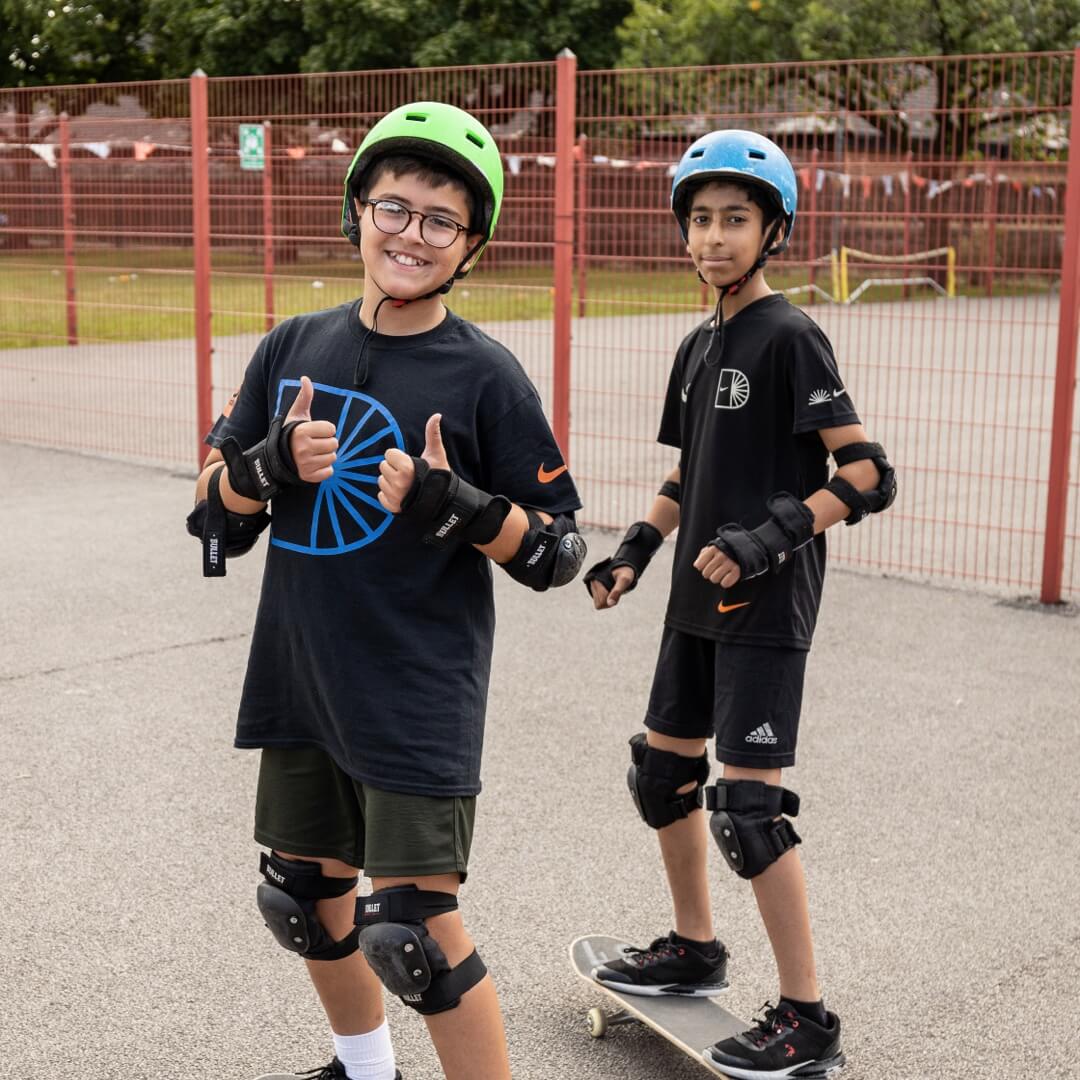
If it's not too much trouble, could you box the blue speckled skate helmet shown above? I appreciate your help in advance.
[671,129,797,253]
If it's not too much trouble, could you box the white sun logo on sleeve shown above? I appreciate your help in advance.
[808,388,832,406]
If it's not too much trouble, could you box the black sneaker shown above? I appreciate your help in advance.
[592,931,729,997]
[704,1001,845,1078]
[255,1062,402,1080]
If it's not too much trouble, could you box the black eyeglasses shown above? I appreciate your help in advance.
[361,199,470,249]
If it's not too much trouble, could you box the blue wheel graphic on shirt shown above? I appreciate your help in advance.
[270,379,403,556]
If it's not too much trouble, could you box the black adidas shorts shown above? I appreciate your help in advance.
[644,627,807,769]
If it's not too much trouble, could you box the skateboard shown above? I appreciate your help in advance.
[570,934,742,1074]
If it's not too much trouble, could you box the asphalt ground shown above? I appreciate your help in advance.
[2,441,1079,1080]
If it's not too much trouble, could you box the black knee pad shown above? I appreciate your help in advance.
[356,885,487,1015]
[256,852,360,961]
[627,732,711,829]
[705,779,801,879]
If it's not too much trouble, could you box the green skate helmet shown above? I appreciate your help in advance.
[341,101,504,280]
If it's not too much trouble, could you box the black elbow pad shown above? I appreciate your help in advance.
[187,468,271,576]
[501,511,587,591]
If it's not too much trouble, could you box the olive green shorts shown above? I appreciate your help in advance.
[253,747,476,880]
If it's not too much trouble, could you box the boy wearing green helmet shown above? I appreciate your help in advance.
[583,130,896,1077]
[187,102,582,1080]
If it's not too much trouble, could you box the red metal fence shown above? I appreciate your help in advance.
[1,50,1078,602]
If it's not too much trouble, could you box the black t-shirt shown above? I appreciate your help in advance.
[657,294,860,649]
[208,301,581,796]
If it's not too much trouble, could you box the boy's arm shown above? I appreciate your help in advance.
[188,376,339,576]
[694,423,896,587]
[377,414,585,590]
[584,465,681,610]
[806,423,884,531]
[195,450,265,515]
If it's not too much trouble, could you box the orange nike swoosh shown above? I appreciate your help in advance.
[537,463,568,484]
[717,601,751,613]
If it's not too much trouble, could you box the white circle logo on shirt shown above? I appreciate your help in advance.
[715,368,750,410]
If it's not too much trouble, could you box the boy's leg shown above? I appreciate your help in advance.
[592,629,728,996]
[369,872,510,1080]
[648,731,714,942]
[255,750,397,1078]
[703,764,843,1076]
[272,852,388,1036]
[360,788,510,1080]
[643,628,720,941]
[709,645,819,1002]
[718,764,819,1003]
[703,647,844,1076]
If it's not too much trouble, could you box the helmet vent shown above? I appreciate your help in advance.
[405,113,428,123]
[748,149,766,160]
[465,131,485,148]
[690,149,705,158]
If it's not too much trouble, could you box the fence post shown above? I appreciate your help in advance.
[1039,46,1080,604]
[552,48,577,462]
[576,133,588,317]
[902,149,913,299]
[807,147,819,302]
[263,120,275,333]
[58,113,78,346]
[191,70,213,468]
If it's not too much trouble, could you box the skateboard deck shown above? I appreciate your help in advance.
[570,934,743,1074]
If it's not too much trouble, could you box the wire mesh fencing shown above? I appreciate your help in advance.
[1,50,1077,599]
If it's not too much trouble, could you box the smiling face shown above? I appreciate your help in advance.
[356,168,483,302]
[685,180,782,290]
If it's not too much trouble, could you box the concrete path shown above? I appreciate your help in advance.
[2,442,1078,1079]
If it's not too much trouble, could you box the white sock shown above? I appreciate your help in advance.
[332,1022,397,1080]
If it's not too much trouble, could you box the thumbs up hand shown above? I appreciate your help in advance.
[378,413,448,513]
[419,413,449,471]
[286,376,338,484]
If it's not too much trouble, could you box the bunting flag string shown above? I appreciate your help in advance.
[0,137,1064,201]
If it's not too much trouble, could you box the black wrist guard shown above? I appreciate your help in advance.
[218,415,303,502]
[658,480,681,504]
[582,520,664,595]
[710,493,815,580]
[399,457,512,547]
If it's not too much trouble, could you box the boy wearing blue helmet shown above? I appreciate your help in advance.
[584,130,896,1077]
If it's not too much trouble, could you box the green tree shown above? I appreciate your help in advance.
[618,0,1079,68]
[144,0,309,79]
[2,0,154,87]
[301,0,631,73]
[615,0,1079,155]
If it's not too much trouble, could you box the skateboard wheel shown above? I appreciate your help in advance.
[587,1007,607,1038]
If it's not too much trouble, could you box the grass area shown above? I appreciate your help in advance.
[0,247,1056,350]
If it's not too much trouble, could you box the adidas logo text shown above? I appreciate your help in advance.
[745,723,778,745]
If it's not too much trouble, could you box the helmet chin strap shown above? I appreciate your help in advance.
[701,219,783,368]
[352,258,464,388]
